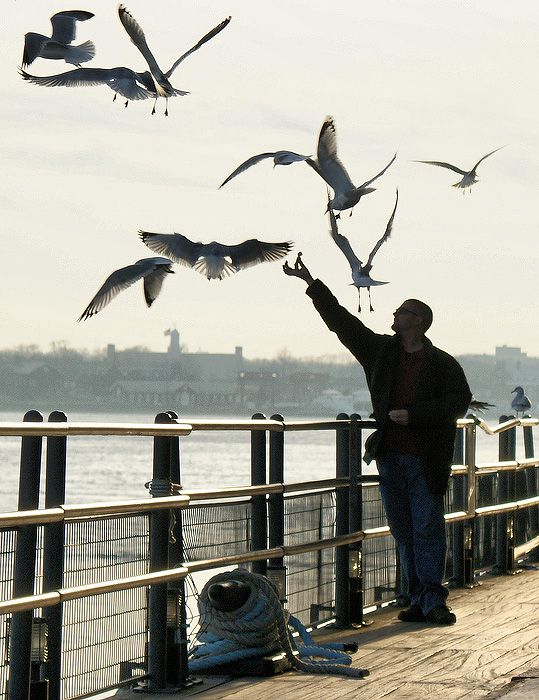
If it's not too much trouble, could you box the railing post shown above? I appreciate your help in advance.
[164,411,191,687]
[348,415,363,625]
[250,413,267,576]
[334,413,350,627]
[268,414,286,602]
[7,411,44,700]
[522,423,539,537]
[463,421,477,586]
[43,411,68,700]
[496,416,516,573]
[451,425,466,587]
[147,412,173,690]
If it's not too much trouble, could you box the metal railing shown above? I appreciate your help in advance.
[0,410,538,700]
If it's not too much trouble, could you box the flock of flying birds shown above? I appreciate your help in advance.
[20,8,507,322]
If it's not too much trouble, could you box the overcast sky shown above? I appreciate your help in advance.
[2,0,537,361]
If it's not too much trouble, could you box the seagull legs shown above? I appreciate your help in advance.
[368,288,374,312]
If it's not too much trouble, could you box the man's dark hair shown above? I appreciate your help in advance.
[405,299,433,332]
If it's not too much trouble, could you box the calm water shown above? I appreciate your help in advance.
[0,411,535,513]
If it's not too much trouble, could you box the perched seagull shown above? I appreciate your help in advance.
[139,231,293,280]
[19,66,154,105]
[78,257,174,321]
[219,151,311,189]
[118,5,231,115]
[511,386,532,416]
[307,116,396,216]
[328,189,398,312]
[22,10,95,68]
[413,147,505,191]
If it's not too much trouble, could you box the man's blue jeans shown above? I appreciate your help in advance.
[376,454,448,614]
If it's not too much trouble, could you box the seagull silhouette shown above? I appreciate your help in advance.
[413,147,505,191]
[19,66,154,105]
[307,116,396,216]
[468,397,495,413]
[511,386,532,416]
[139,231,292,280]
[328,189,398,312]
[78,257,174,321]
[219,151,311,189]
[22,10,95,68]
[118,5,231,115]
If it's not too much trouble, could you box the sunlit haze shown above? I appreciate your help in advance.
[2,1,537,360]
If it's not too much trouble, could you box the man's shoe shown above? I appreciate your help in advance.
[397,604,426,622]
[425,604,456,625]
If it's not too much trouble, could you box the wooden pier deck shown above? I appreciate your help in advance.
[118,566,539,700]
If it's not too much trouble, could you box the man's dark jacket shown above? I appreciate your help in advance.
[306,280,472,494]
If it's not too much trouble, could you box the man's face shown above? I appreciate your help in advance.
[391,303,422,334]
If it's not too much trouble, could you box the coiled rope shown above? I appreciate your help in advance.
[189,568,369,678]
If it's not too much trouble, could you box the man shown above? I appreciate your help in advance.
[283,252,472,624]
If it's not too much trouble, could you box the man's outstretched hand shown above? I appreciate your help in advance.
[282,252,315,286]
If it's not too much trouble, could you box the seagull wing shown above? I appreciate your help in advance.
[19,66,141,94]
[139,231,202,268]
[358,152,397,189]
[78,257,172,321]
[118,5,165,81]
[328,208,363,272]
[314,116,355,193]
[50,10,94,44]
[165,16,231,77]
[364,189,398,273]
[471,146,505,171]
[226,239,293,269]
[414,160,468,176]
[143,262,174,306]
[219,152,291,188]
[22,33,48,67]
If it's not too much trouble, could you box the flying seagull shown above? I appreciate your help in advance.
[511,386,532,417]
[307,116,396,216]
[19,66,154,105]
[328,189,398,312]
[413,147,505,191]
[219,151,311,189]
[118,5,231,115]
[139,231,293,280]
[78,257,174,321]
[468,398,495,413]
[22,10,95,68]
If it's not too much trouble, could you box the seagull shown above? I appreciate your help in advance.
[413,147,505,191]
[19,66,154,105]
[328,189,398,312]
[78,257,174,321]
[511,386,532,417]
[219,151,311,189]
[22,10,95,68]
[469,397,495,413]
[306,116,396,216]
[118,5,231,115]
[139,231,293,280]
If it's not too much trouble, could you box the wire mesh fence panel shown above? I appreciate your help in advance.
[284,492,336,626]
[61,515,150,697]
